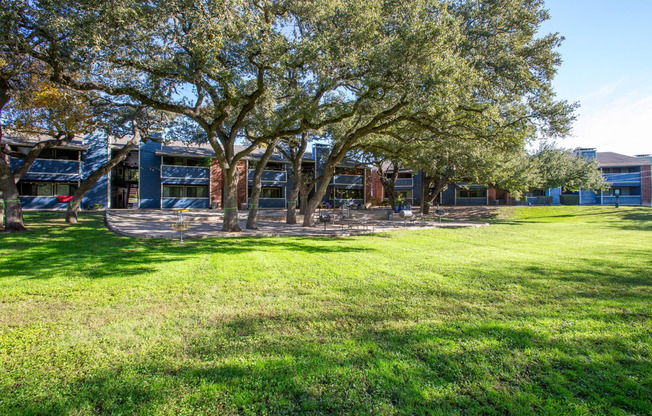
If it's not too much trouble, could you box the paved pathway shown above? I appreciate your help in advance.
[105,209,489,239]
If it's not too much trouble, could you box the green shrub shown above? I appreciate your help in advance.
[560,194,579,205]
[536,196,553,205]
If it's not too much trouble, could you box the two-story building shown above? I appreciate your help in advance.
[8,136,651,210]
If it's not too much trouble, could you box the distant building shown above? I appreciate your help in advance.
[5,136,651,210]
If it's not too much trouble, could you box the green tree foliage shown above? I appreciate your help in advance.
[1,0,576,228]
[492,145,607,199]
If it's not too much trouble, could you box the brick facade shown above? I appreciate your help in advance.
[210,160,248,209]
[371,170,384,205]
[210,159,223,208]
[642,165,651,206]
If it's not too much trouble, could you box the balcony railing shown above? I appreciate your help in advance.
[11,158,80,175]
[331,174,364,185]
[394,178,413,188]
[248,170,287,182]
[601,195,641,205]
[603,172,641,186]
[161,165,209,179]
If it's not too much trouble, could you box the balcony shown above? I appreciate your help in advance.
[395,178,413,188]
[248,170,287,183]
[11,159,81,178]
[161,165,209,179]
[603,172,641,187]
[331,174,364,186]
[601,196,641,205]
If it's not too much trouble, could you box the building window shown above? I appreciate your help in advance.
[331,187,364,200]
[249,186,283,199]
[18,181,78,196]
[37,148,80,161]
[162,156,206,167]
[397,172,412,179]
[162,185,208,198]
[248,161,285,171]
[456,188,486,198]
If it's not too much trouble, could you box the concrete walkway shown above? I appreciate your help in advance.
[105,209,489,239]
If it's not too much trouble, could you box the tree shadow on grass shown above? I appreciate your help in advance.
[0,213,375,280]
[6,315,648,415]
[492,206,652,231]
[2,244,651,415]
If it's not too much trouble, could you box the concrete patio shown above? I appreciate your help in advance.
[105,208,490,239]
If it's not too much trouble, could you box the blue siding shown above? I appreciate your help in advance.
[81,133,109,209]
[580,190,598,205]
[602,196,641,205]
[394,178,413,188]
[162,165,209,179]
[603,172,641,187]
[456,197,486,206]
[12,159,81,177]
[412,171,422,206]
[20,197,69,209]
[247,170,287,182]
[21,173,80,181]
[546,187,562,205]
[161,178,209,185]
[139,141,162,208]
[256,198,286,209]
[331,175,363,185]
[441,187,455,205]
[162,198,209,209]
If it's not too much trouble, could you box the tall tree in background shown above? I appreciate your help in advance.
[277,133,315,225]
[246,138,280,230]
[4,0,452,231]
[491,145,607,200]
[65,105,170,224]
[0,55,93,231]
[2,0,577,230]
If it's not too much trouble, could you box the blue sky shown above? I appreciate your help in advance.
[539,0,652,155]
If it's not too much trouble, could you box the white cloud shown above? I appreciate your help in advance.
[561,86,652,155]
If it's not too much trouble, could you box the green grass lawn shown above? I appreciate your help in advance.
[1,207,651,415]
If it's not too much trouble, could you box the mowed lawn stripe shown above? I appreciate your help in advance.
[0,207,650,415]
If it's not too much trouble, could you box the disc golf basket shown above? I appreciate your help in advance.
[434,204,447,223]
[171,209,190,242]
[317,208,331,231]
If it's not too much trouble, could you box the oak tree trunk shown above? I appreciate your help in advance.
[222,168,241,232]
[66,139,138,224]
[0,160,26,232]
[302,163,334,227]
[247,140,279,230]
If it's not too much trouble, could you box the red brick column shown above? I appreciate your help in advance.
[364,169,372,205]
[210,159,223,209]
[237,160,247,206]
[642,165,651,206]
[371,170,384,205]
[211,160,248,209]
[487,188,497,204]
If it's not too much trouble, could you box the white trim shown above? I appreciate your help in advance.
[107,143,112,209]
[161,197,210,200]
[137,146,141,209]
[23,171,80,176]
[159,152,163,210]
